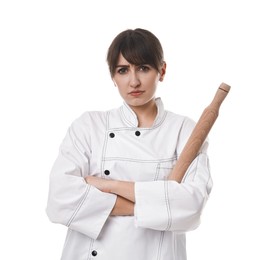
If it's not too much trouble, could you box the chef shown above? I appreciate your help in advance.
[46,28,212,260]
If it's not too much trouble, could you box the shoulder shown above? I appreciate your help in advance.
[165,110,196,130]
[70,107,120,131]
[74,110,107,125]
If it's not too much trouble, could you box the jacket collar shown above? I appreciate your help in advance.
[120,97,166,128]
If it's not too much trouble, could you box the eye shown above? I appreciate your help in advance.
[116,67,128,74]
[138,65,151,72]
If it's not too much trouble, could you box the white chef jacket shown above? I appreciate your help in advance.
[46,97,213,260]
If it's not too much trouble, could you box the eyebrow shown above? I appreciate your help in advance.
[115,63,150,68]
[115,64,130,68]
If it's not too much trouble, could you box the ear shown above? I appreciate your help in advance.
[159,62,167,82]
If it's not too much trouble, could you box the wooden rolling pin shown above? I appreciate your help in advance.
[168,82,231,183]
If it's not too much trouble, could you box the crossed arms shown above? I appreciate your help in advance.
[85,176,135,216]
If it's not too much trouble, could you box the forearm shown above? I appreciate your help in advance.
[85,176,135,202]
[109,180,135,203]
[110,196,134,216]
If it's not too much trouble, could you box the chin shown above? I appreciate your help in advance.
[128,98,155,108]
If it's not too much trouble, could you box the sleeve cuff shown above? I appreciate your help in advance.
[69,185,117,239]
[134,181,170,230]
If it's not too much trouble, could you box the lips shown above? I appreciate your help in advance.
[129,90,145,97]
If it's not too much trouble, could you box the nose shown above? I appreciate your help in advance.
[129,71,141,88]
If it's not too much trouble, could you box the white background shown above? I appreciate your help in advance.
[0,0,272,259]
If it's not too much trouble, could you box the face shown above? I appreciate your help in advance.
[112,53,166,109]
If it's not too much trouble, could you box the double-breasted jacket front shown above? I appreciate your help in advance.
[46,98,213,260]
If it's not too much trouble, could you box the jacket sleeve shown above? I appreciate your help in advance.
[134,116,212,232]
[134,152,212,232]
[46,113,117,240]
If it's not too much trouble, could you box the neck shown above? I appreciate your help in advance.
[129,99,158,128]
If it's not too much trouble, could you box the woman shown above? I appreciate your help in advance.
[46,28,212,260]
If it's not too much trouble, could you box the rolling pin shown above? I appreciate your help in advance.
[168,82,231,182]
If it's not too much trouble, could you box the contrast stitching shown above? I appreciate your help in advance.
[192,154,200,181]
[154,163,160,180]
[156,231,165,260]
[120,106,168,130]
[67,185,91,226]
[164,180,172,231]
[100,111,110,178]
[102,157,176,163]
[120,106,136,127]
[87,238,94,260]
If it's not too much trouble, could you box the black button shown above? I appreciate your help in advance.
[135,131,141,136]
[109,132,115,138]
[104,170,110,175]
[91,250,97,256]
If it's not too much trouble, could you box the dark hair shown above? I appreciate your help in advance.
[107,28,164,77]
